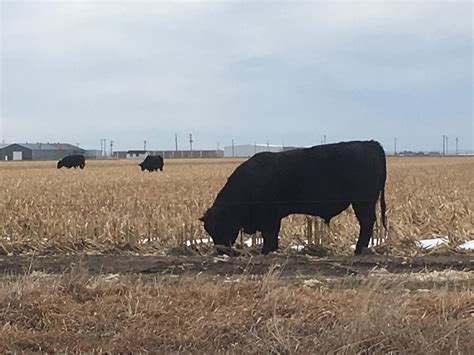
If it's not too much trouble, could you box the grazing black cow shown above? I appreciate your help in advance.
[57,155,86,169]
[200,140,387,255]
[139,155,164,172]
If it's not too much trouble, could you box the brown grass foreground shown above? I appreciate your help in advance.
[0,270,472,353]
[0,156,473,255]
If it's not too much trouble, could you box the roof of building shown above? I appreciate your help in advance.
[50,143,82,150]
[4,143,83,151]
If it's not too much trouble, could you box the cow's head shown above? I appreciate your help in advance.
[200,206,239,249]
[138,162,145,171]
[57,160,63,169]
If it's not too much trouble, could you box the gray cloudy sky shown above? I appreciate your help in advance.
[1,0,472,152]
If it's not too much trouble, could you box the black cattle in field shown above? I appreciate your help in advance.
[57,155,86,169]
[139,155,164,172]
[200,140,387,255]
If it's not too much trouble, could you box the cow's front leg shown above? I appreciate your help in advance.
[261,220,281,255]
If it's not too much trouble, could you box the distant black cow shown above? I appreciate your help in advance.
[200,140,387,255]
[139,155,164,172]
[57,155,86,169]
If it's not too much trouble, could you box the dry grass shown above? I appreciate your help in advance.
[0,156,473,255]
[0,269,472,353]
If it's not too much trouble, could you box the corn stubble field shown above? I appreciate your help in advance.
[1,157,473,254]
[0,156,473,352]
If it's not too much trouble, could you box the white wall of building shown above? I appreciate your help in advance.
[223,144,284,157]
[127,152,149,160]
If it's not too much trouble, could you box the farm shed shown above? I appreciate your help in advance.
[84,150,102,160]
[0,143,85,161]
[127,150,150,160]
[223,144,299,157]
[127,150,224,159]
[0,144,10,160]
[158,150,223,159]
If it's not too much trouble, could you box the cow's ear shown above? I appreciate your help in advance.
[199,216,205,222]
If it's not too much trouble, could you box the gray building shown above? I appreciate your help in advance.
[0,143,85,161]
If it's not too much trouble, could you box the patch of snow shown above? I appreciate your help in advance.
[243,239,253,247]
[186,238,211,247]
[290,245,305,251]
[458,240,474,251]
[416,237,449,249]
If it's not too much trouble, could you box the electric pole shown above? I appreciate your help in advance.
[110,140,113,157]
[189,134,193,152]
[175,133,178,151]
[394,137,397,155]
[323,135,326,144]
[232,139,235,157]
[442,135,445,155]
[456,137,459,155]
[144,140,147,151]
[100,138,106,158]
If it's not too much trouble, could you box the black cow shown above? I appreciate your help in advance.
[200,140,387,255]
[139,155,164,172]
[57,155,86,169]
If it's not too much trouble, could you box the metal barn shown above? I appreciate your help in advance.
[0,143,85,161]
[223,144,299,158]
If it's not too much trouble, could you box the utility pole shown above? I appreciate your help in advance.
[100,138,106,158]
[144,140,147,151]
[232,139,235,157]
[189,134,193,152]
[110,140,113,157]
[175,133,178,151]
[323,135,326,144]
[442,135,445,155]
[267,140,270,151]
[394,137,397,155]
[446,136,449,155]
[456,137,459,155]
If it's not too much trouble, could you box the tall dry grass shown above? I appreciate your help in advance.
[0,157,472,254]
[0,270,472,353]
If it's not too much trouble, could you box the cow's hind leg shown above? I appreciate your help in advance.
[261,220,281,255]
[352,202,376,255]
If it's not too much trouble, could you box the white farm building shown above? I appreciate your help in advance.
[223,144,300,158]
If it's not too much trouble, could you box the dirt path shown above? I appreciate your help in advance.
[0,254,472,277]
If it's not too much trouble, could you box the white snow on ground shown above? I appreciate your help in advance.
[416,237,474,251]
[458,240,474,250]
[186,237,260,247]
[416,237,449,249]
[183,236,474,251]
[290,245,306,251]
[185,238,211,247]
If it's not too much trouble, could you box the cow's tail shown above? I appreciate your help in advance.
[379,143,388,231]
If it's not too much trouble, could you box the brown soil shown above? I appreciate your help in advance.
[1,253,472,277]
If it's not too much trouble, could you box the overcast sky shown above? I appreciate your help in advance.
[1,0,472,152]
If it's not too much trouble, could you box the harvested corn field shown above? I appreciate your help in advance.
[0,156,472,255]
